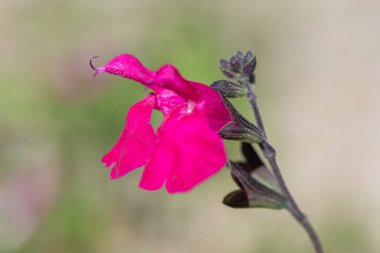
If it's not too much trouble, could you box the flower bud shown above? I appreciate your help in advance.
[219,59,237,79]
[223,161,286,209]
[219,121,263,143]
[241,143,281,193]
[211,80,246,98]
[218,96,264,143]
[242,55,257,79]
[219,51,257,84]
[229,51,244,72]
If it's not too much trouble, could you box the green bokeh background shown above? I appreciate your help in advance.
[1,0,380,252]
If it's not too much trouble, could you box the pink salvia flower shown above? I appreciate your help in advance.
[94,54,232,193]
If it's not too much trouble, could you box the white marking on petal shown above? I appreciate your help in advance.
[187,100,196,113]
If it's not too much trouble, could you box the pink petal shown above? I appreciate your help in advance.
[154,65,199,101]
[102,54,156,85]
[191,82,232,131]
[154,64,231,131]
[155,89,186,115]
[102,94,156,179]
[96,55,232,131]
[139,105,227,193]
[137,137,173,191]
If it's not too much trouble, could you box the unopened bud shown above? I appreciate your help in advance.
[223,161,286,209]
[219,96,265,143]
[211,80,246,98]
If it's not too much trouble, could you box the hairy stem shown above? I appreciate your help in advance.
[242,79,324,253]
[244,83,266,138]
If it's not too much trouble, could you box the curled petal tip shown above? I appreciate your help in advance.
[90,56,99,70]
[90,56,105,77]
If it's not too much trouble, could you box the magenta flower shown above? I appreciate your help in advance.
[93,54,232,193]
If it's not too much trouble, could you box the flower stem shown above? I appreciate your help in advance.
[244,83,267,139]
[242,80,324,253]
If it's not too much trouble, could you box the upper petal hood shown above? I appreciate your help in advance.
[97,54,155,85]
[94,54,232,131]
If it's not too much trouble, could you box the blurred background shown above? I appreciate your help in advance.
[1,0,380,252]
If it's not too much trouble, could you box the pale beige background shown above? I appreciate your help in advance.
[1,0,379,252]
